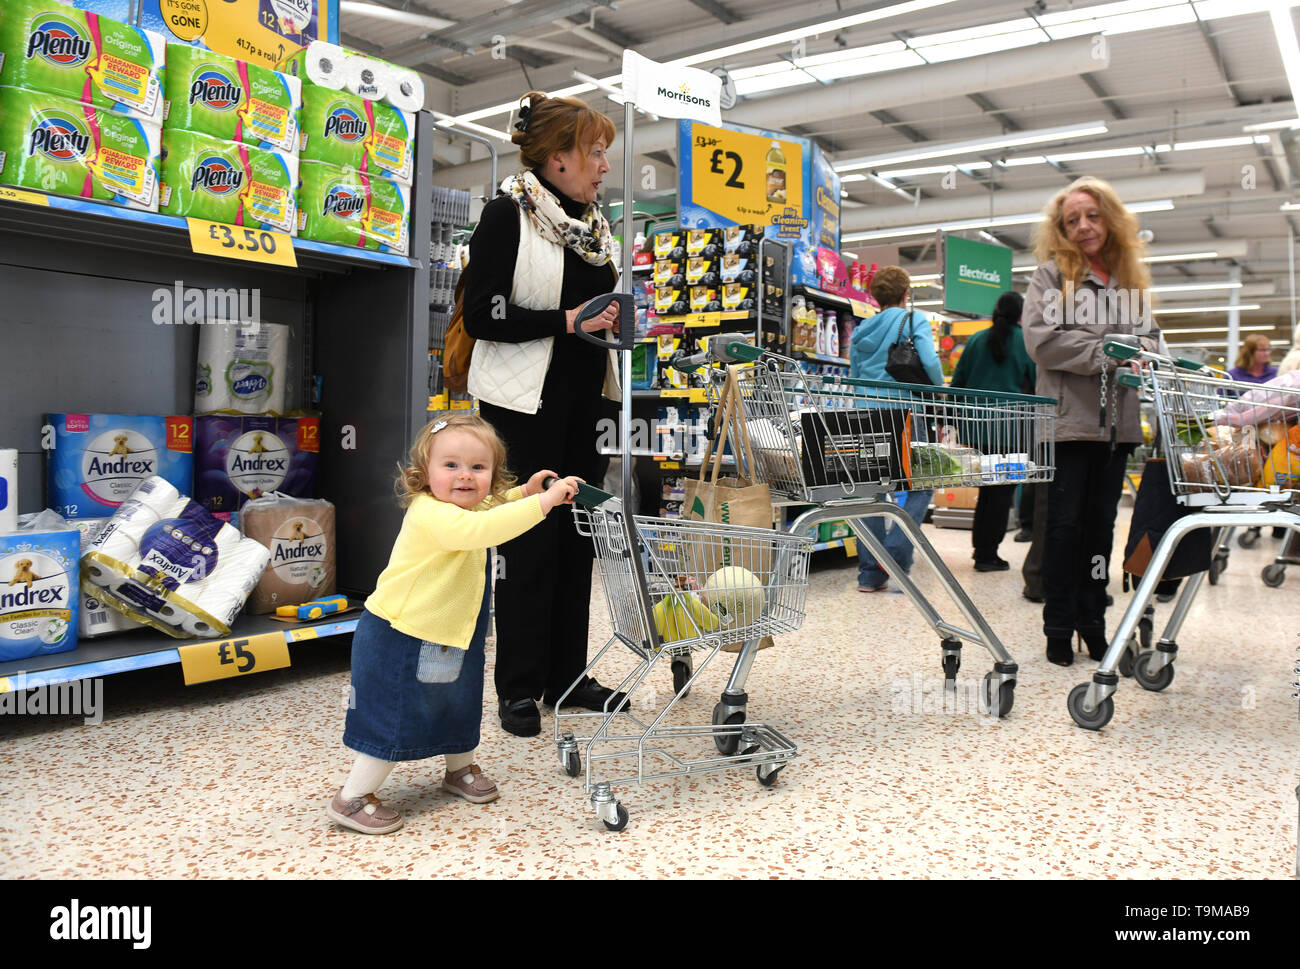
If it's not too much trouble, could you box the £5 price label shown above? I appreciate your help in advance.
[187,218,298,268]
[179,631,291,685]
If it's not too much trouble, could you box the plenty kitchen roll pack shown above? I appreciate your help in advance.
[240,493,335,614]
[159,128,299,235]
[83,476,271,639]
[297,160,410,255]
[298,85,413,185]
[194,321,291,415]
[46,413,194,519]
[282,41,425,113]
[195,415,320,514]
[164,44,302,154]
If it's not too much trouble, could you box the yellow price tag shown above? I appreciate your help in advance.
[179,630,290,685]
[844,537,857,557]
[661,389,689,398]
[660,460,681,470]
[449,399,473,410]
[289,626,320,643]
[0,186,49,207]
[187,218,297,268]
[428,393,449,412]
[685,313,722,329]
[849,299,872,318]
[688,122,805,227]
[687,388,709,403]
[0,677,10,694]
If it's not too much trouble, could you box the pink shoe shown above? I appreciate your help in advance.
[327,789,403,834]
[443,764,500,804]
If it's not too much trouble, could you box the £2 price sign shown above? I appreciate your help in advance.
[686,122,804,228]
[188,218,298,268]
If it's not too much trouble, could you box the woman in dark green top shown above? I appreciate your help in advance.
[949,291,1036,570]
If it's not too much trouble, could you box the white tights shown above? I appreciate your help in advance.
[341,750,476,798]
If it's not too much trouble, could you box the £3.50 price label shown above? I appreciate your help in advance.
[0,186,50,207]
[179,630,291,685]
[187,219,298,268]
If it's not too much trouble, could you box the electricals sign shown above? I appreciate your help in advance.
[137,0,337,69]
[943,234,1011,317]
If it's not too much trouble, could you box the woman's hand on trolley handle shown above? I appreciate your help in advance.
[566,298,619,335]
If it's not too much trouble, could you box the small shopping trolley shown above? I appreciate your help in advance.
[554,488,814,831]
[671,339,1057,724]
[1068,342,1300,730]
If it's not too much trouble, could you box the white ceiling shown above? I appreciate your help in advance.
[340,0,1300,355]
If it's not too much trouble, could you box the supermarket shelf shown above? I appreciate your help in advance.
[0,611,361,690]
[0,192,420,275]
[794,350,851,366]
[796,284,874,313]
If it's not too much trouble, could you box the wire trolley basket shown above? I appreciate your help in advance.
[555,494,814,831]
[727,356,1057,504]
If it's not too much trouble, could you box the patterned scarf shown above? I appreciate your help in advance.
[501,171,614,268]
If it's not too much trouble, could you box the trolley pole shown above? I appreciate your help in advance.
[622,99,635,505]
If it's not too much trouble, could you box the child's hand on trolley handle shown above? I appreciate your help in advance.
[534,472,584,511]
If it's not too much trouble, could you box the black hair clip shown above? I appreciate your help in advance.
[514,102,533,133]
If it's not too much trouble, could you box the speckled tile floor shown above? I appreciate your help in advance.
[2,507,1297,879]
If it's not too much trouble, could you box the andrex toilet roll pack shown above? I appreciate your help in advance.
[299,86,412,185]
[164,45,301,154]
[0,0,167,125]
[297,160,409,255]
[0,524,78,661]
[46,413,194,519]
[194,415,319,514]
[83,476,271,639]
[160,128,299,234]
[0,86,161,210]
[240,494,335,614]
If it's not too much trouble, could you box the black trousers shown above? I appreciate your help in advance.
[1042,441,1134,639]
[1017,482,1036,531]
[971,484,1016,560]
[479,386,606,703]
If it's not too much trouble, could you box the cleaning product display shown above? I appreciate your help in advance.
[282,40,425,113]
[0,85,161,210]
[45,413,193,519]
[0,0,166,124]
[163,44,301,153]
[297,159,409,254]
[194,320,291,415]
[82,475,271,639]
[1,513,79,661]
[159,127,299,233]
[298,85,413,185]
[239,493,335,614]
[194,415,320,514]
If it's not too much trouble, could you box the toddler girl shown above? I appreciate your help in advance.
[327,413,580,834]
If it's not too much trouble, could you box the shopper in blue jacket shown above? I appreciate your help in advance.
[850,266,944,592]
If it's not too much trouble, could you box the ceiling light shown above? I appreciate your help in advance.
[1282,201,1300,211]
[1172,135,1269,151]
[1036,0,1197,39]
[1150,281,1244,293]
[841,199,1173,243]
[1151,304,1262,314]
[909,273,942,282]
[1143,251,1222,263]
[1271,2,1300,114]
[429,111,515,143]
[912,300,945,307]
[840,174,868,183]
[1161,325,1275,334]
[834,121,1108,172]
[868,173,914,201]
[340,1,453,30]
[1243,117,1300,131]
[1166,340,1290,348]
[877,162,993,179]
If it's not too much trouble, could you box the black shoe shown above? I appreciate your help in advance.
[1013,530,1032,543]
[1023,588,1045,603]
[1083,635,1109,662]
[974,556,1010,572]
[545,675,627,712]
[498,697,540,737]
[1156,592,1175,603]
[1046,636,1073,667]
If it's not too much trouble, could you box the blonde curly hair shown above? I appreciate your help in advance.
[1033,176,1152,294]
[396,413,517,507]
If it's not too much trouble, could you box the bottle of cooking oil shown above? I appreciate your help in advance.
[765,140,787,204]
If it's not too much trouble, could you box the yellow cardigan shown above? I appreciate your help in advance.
[365,487,545,648]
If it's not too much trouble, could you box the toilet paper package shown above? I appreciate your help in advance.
[46,413,194,519]
[82,476,271,639]
[0,448,16,534]
[160,128,299,234]
[0,526,78,661]
[297,159,409,255]
[299,85,412,185]
[283,42,425,112]
[0,0,167,124]
[195,320,291,415]
[164,45,301,154]
[0,86,161,210]
[194,415,320,514]
[239,494,334,614]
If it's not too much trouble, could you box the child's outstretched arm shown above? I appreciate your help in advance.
[415,478,578,551]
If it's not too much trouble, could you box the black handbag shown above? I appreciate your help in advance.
[884,310,933,385]
[1122,458,1212,582]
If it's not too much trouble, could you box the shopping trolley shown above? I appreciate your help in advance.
[1068,343,1300,730]
[671,337,1057,725]
[552,487,814,830]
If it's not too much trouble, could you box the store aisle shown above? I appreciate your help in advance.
[2,512,1296,879]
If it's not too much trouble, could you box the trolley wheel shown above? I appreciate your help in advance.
[1132,652,1175,692]
[1238,527,1261,549]
[1208,552,1227,585]
[982,672,1015,718]
[757,761,785,787]
[602,804,629,833]
[671,658,691,698]
[1067,683,1114,731]
[563,750,581,778]
[941,652,960,685]
[1262,563,1287,588]
[713,705,746,755]
[1118,642,1136,678]
[1138,614,1153,652]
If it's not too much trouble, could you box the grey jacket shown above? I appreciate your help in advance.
[1022,259,1160,444]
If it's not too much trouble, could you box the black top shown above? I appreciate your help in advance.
[463,173,618,345]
